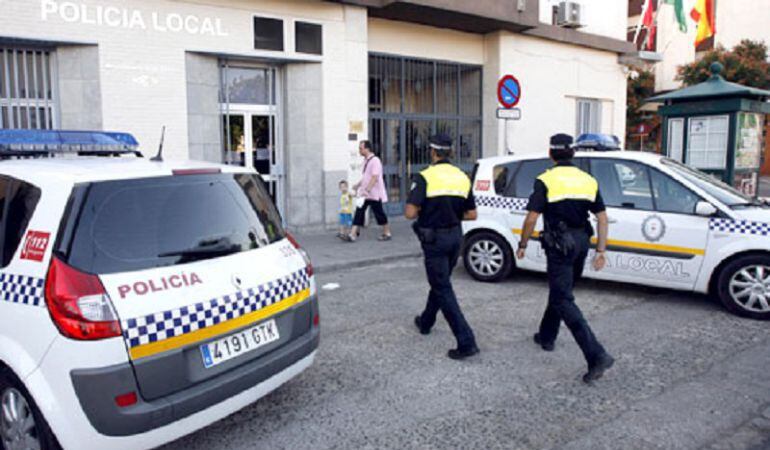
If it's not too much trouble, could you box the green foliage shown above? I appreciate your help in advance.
[676,40,770,89]
[626,68,659,150]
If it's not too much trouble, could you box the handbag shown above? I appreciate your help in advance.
[354,196,366,209]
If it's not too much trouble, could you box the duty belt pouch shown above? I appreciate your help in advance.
[543,222,576,257]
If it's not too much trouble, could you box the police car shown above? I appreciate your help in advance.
[0,131,319,450]
[463,136,770,321]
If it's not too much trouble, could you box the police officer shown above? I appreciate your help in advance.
[406,134,479,360]
[516,133,615,383]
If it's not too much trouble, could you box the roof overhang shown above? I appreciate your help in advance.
[328,0,539,34]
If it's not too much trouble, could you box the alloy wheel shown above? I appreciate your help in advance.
[1,387,40,450]
[468,239,504,277]
[728,264,770,314]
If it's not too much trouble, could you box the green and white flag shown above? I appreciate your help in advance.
[664,0,688,32]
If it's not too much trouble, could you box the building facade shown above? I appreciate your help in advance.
[1,0,632,228]
[627,0,770,173]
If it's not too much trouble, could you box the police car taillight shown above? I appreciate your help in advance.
[45,257,122,340]
[285,233,313,277]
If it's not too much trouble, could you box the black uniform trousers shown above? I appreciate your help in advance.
[538,230,606,367]
[419,227,477,350]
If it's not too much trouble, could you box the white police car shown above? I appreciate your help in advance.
[464,143,770,321]
[0,131,319,450]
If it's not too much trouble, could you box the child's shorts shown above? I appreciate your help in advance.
[339,213,353,227]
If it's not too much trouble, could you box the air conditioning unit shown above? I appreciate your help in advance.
[557,1,583,28]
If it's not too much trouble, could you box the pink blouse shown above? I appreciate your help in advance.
[358,156,388,203]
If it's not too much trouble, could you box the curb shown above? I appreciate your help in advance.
[314,251,423,274]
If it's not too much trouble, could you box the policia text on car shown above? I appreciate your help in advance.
[517,133,615,383]
[406,134,480,360]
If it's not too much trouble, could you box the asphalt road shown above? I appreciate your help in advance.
[163,259,770,450]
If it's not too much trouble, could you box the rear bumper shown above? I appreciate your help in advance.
[70,305,319,437]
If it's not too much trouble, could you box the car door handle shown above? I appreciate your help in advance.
[510,210,527,216]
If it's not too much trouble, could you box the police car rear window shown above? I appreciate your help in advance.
[60,173,285,275]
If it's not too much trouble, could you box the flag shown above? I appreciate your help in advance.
[642,0,656,50]
[664,0,688,32]
[691,0,715,46]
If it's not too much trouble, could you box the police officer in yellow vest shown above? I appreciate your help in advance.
[517,133,615,382]
[406,134,479,360]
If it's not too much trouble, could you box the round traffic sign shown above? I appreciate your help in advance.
[497,75,521,109]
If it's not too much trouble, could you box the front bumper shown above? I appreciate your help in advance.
[70,303,319,437]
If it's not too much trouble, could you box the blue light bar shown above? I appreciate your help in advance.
[574,133,621,151]
[0,129,139,153]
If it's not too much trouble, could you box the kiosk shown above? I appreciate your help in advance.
[649,62,770,197]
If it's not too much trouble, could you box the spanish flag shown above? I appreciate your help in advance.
[690,0,715,46]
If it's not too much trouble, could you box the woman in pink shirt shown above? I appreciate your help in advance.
[347,140,392,242]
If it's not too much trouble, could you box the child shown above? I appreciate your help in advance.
[338,180,353,239]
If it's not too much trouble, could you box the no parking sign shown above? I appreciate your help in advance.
[497,75,521,109]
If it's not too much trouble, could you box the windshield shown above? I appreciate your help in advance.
[62,173,285,274]
[661,158,757,207]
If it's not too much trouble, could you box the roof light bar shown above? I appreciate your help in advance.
[0,130,142,158]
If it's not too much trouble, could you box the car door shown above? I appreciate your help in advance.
[587,158,709,290]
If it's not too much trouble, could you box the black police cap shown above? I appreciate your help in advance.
[549,133,574,150]
[429,133,453,150]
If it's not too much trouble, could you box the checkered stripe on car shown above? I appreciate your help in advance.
[0,273,45,307]
[475,195,528,211]
[709,218,770,236]
[122,269,311,349]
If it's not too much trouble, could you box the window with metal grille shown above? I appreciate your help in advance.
[0,47,57,130]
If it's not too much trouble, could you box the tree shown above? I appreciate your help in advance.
[625,68,659,151]
[676,39,770,89]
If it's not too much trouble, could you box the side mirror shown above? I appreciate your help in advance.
[695,201,718,217]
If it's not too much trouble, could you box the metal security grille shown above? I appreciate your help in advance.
[369,54,482,214]
[0,47,57,130]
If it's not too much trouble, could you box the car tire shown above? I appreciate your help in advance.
[463,231,513,282]
[0,368,60,450]
[716,254,770,321]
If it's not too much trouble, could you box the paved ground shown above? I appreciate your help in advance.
[163,259,770,450]
[295,218,420,273]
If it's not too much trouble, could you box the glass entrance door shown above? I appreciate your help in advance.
[220,63,284,215]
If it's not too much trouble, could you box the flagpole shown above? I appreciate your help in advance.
[633,0,650,49]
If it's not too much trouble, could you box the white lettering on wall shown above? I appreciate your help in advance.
[40,0,229,36]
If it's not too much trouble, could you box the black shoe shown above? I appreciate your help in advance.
[414,316,430,335]
[533,333,555,352]
[447,346,479,360]
[583,353,615,384]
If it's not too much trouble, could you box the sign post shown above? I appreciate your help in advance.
[497,74,522,154]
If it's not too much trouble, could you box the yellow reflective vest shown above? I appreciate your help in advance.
[421,163,471,199]
[537,166,598,204]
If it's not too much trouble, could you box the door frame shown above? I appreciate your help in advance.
[220,62,286,218]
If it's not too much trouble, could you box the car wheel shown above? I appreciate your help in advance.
[0,369,59,450]
[716,255,770,320]
[463,231,513,282]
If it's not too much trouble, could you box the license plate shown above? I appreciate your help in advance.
[200,320,280,369]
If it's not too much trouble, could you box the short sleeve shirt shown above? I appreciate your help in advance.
[526,162,605,234]
[358,156,388,202]
[407,161,476,229]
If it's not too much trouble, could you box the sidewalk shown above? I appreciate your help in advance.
[294,218,422,273]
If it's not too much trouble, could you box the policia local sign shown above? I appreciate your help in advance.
[40,0,229,36]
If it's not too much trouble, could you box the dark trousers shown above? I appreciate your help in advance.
[353,200,388,226]
[419,227,477,350]
[538,230,606,367]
